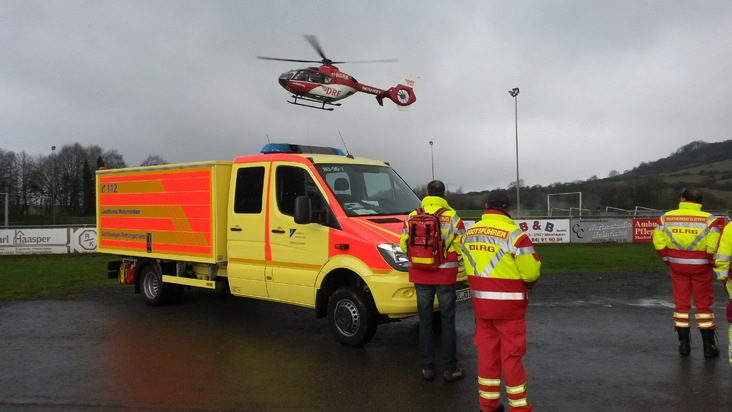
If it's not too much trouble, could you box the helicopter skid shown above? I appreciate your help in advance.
[288,95,341,111]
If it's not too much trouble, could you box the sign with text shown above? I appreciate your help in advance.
[516,219,570,243]
[632,218,660,243]
[570,219,633,243]
[0,228,96,255]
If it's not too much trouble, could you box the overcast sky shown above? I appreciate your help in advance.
[2,1,731,193]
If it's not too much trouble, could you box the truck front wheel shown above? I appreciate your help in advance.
[327,287,378,347]
[140,265,183,306]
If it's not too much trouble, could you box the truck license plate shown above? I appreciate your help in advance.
[456,287,471,302]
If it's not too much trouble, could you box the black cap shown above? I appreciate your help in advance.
[487,191,512,208]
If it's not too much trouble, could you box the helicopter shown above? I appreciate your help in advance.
[257,35,416,111]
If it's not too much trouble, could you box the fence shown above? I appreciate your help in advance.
[2,215,728,255]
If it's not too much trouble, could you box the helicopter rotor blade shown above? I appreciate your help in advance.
[257,56,324,64]
[258,35,399,65]
[304,35,329,62]
[332,59,399,64]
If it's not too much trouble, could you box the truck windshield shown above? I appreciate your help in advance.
[315,164,420,217]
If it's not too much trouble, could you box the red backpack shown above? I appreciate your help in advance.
[407,208,446,270]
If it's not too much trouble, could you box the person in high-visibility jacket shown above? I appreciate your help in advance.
[400,180,466,382]
[462,191,540,412]
[713,219,732,368]
[652,187,721,357]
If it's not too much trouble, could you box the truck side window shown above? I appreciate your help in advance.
[276,166,325,217]
[234,166,265,214]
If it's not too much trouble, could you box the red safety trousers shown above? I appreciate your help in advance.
[476,317,531,412]
[670,268,716,329]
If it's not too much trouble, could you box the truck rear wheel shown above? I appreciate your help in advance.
[140,265,183,306]
[327,287,378,347]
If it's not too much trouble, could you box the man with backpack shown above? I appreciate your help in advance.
[400,180,466,382]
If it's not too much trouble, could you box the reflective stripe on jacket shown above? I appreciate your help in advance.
[462,210,541,319]
[652,201,720,275]
[400,196,465,285]
[714,220,732,282]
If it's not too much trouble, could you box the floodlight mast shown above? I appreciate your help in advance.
[509,88,520,217]
[428,140,434,181]
[51,146,56,225]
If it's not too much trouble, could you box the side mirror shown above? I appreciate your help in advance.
[294,195,312,224]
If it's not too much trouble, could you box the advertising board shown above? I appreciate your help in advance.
[0,228,97,255]
[570,219,633,243]
[516,219,570,243]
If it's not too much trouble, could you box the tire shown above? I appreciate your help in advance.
[140,265,183,306]
[327,287,378,347]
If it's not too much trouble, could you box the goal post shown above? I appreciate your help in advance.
[547,192,582,217]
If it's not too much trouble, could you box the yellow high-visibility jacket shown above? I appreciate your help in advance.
[461,210,541,319]
[652,201,720,275]
[714,220,732,297]
[400,196,465,285]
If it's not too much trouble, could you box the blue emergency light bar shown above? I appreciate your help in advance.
[260,143,346,156]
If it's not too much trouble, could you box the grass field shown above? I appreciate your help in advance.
[0,243,667,301]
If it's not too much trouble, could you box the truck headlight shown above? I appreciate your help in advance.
[377,243,409,272]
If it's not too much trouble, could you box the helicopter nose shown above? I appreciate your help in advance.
[279,77,288,88]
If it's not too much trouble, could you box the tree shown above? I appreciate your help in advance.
[100,149,127,169]
[508,179,525,189]
[13,151,36,216]
[608,170,619,177]
[140,155,168,166]
[83,158,95,215]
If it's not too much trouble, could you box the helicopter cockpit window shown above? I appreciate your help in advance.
[279,70,297,82]
[308,72,325,83]
[293,71,307,81]
[322,75,332,84]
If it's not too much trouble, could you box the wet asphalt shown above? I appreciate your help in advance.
[0,271,730,412]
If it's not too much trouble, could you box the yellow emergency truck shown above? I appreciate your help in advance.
[96,143,469,346]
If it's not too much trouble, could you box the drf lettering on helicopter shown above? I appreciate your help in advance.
[323,86,341,97]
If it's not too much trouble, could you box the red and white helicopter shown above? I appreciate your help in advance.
[257,35,416,111]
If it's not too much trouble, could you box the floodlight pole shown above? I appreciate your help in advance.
[509,88,521,217]
[429,140,434,181]
[51,145,56,225]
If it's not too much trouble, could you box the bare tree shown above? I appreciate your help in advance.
[140,155,168,166]
[100,149,127,169]
[13,151,37,216]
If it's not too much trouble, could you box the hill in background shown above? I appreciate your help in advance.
[446,139,732,216]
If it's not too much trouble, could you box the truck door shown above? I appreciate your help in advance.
[227,164,269,298]
[267,164,330,305]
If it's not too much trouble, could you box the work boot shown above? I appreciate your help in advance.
[480,404,505,412]
[700,329,720,358]
[443,368,465,382]
[677,327,691,356]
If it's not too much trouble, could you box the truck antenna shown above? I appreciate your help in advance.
[266,134,271,143]
[338,131,354,158]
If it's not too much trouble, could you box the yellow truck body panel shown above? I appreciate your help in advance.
[96,161,232,264]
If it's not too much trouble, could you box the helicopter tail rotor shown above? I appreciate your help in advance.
[383,75,417,110]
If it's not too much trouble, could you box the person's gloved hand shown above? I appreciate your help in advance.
[727,300,732,323]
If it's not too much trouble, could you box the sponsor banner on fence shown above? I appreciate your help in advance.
[0,227,97,255]
[570,218,633,243]
[632,218,659,243]
[516,219,570,243]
